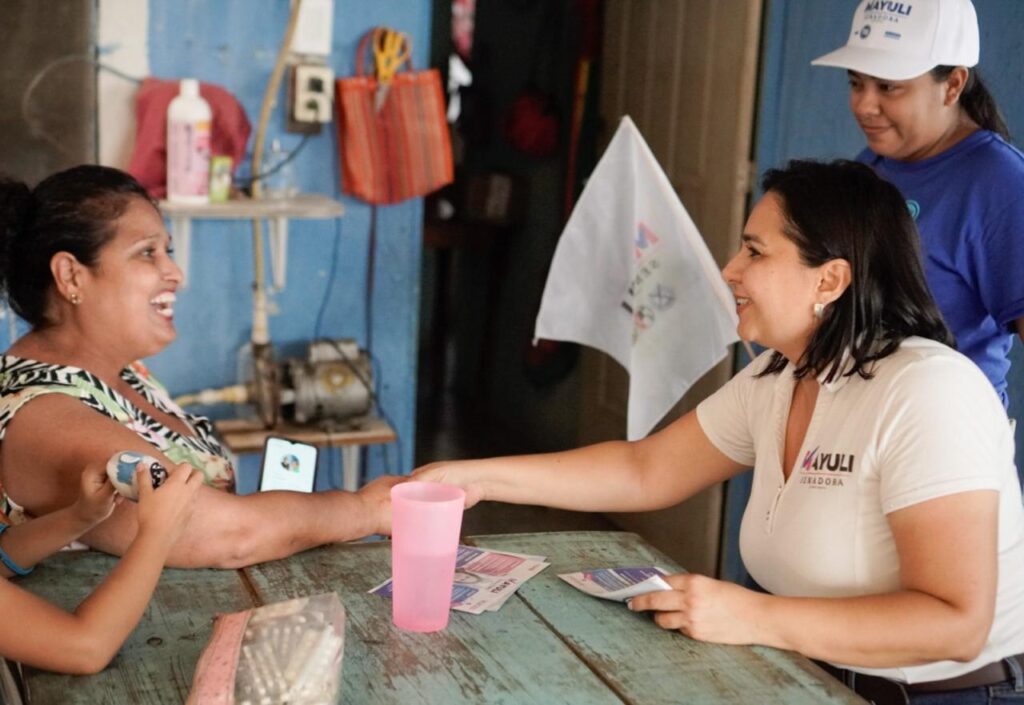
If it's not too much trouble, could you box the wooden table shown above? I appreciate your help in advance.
[8,532,863,704]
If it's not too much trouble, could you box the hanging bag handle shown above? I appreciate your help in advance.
[355,26,413,78]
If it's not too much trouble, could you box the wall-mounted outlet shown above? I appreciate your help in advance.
[287,64,334,133]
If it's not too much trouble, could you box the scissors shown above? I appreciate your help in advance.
[372,27,411,112]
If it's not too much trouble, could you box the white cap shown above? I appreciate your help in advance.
[811,0,979,81]
[179,78,200,97]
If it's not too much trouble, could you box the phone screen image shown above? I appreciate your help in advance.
[259,437,318,493]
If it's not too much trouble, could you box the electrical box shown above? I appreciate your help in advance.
[287,64,334,133]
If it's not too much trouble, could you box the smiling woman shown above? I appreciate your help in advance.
[812,0,1024,412]
[0,165,399,571]
[0,166,233,494]
[414,160,1024,704]
[721,195,836,362]
[61,198,183,360]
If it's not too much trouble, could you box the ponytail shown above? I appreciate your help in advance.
[0,178,34,319]
[932,66,1011,142]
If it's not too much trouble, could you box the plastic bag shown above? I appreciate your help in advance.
[188,592,346,705]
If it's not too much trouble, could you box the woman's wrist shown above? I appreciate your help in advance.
[459,461,494,503]
[68,504,111,532]
[131,523,177,555]
[63,503,105,534]
[748,592,790,651]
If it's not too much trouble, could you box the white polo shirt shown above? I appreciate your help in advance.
[697,337,1024,684]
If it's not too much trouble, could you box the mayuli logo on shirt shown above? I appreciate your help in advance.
[798,446,854,487]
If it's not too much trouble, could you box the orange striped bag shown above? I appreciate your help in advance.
[335,29,454,205]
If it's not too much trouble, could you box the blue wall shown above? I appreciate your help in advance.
[141,0,430,491]
[723,0,1024,582]
[755,0,1024,164]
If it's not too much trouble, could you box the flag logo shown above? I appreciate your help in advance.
[634,222,661,260]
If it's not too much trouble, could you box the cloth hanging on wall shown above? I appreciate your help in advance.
[534,116,739,440]
[127,78,251,199]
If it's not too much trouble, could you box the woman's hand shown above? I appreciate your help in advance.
[355,475,406,536]
[135,463,202,547]
[413,462,486,510]
[72,462,120,527]
[627,574,768,646]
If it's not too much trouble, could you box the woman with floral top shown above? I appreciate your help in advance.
[0,165,397,567]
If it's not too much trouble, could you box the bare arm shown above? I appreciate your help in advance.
[82,481,395,568]
[0,539,170,674]
[1016,316,1024,346]
[755,490,997,665]
[0,510,93,575]
[0,462,118,576]
[0,395,398,568]
[0,465,202,674]
[631,490,998,667]
[416,410,747,513]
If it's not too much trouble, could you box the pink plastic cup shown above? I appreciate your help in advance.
[390,482,466,632]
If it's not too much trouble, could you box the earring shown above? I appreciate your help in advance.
[69,293,81,305]
[813,302,825,319]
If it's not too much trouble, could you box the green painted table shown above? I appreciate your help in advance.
[8,531,863,704]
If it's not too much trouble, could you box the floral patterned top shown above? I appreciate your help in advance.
[0,356,236,500]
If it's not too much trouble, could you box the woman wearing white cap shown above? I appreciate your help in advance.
[813,0,1024,410]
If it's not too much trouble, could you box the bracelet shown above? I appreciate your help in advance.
[0,523,34,576]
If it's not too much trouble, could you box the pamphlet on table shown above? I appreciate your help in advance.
[558,566,673,602]
[370,545,549,614]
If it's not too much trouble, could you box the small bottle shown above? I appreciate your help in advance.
[166,78,212,204]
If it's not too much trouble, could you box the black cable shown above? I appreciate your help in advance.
[235,133,312,187]
[366,351,401,477]
[308,104,400,480]
[356,207,400,477]
[320,338,398,478]
[366,206,378,352]
[312,218,398,477]
[313,218,343,340]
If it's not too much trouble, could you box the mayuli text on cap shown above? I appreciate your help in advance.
[811,0,979,81]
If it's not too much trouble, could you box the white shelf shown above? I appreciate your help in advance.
[159,194,345,289]
[160,193,344,219]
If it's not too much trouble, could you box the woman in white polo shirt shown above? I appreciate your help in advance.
[416,160,1024,704]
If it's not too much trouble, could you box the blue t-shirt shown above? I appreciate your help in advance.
[858,130,1024,406]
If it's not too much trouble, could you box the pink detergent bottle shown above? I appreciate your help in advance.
[166,78,212,203]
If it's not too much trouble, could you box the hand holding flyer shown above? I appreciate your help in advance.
[558,566,674,602]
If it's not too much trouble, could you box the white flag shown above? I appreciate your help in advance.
[535,116,739,440]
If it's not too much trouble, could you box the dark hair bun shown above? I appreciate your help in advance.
[0,177,33,293]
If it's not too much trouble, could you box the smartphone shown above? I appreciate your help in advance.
[259,436,319,493]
